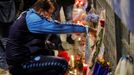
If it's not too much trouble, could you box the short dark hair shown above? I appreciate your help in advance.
[32,0,55,12]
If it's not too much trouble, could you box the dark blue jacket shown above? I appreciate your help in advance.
[5,9,86,65]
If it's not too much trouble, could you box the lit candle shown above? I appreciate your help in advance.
[71,55,74,68]
[77,21,81,25]
[78,37,81,41]
[74,69,77,75]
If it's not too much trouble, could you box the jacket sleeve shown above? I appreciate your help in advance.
[26,9,86,34]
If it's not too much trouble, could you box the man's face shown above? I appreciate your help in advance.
[47,8,54,18]
[40,8,54,19]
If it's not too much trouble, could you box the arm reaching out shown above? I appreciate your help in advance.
[26,9,87,34]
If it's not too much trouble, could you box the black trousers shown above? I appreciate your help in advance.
[9,56,68,75]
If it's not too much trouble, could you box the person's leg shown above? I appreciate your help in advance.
[0,22,12,48]
[0,40,8,70]
[52,4,62,21]
[63,4,74,22]
[0,23,11,70]
[63,4,75,44]
[9,56,68,75]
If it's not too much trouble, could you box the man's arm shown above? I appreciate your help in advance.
[26,9,97,36]
[26,9,86,34]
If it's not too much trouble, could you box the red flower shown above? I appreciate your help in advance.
[100,19,105,27]
[58,51,70,62]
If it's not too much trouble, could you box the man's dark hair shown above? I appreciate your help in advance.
[33,0,55,12]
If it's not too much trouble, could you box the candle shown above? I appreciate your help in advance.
[71,55,74,68]
[74,69,77,75]
[78,37,81,41]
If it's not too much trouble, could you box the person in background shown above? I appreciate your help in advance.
[0,0,16,70]
[22,0,37,11]
[86,0,92,13]
[0,0,16,46]
[5,0,96,75]
[15,0,38,17]
[0,39,8,70]
[52,0,75,22]
[52,0,76,44]
[86,0,96,13]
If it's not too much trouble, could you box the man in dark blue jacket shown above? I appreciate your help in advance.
[5,0,96,75]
